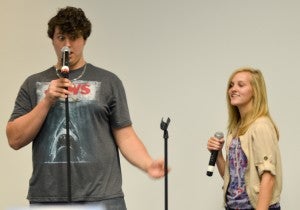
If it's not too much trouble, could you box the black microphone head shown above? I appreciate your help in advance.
[214,131,224,139]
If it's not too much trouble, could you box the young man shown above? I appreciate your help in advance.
[6,6,165,209]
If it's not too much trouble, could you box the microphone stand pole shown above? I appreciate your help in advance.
[160,117,170,210]
[62,72,72,202]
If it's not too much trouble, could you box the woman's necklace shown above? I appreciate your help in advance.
[55,63,87,81]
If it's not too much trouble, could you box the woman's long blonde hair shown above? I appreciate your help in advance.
[226,67,279,139]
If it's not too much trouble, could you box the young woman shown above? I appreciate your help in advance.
[207,67,282,210]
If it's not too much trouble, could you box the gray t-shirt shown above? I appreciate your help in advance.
[9,63,132,202]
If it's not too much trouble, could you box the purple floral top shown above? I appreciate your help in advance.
[226,138,253,209]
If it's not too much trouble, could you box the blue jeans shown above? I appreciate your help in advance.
[30,197,127,210]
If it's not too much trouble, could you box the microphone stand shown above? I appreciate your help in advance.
[160,117,170,210]
[62,71,72,202]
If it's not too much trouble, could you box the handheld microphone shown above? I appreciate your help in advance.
[61,46,70,76]
[206,131,224,177]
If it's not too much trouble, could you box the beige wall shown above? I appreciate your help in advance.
[1,1,299,209]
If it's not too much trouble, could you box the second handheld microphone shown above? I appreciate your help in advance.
[206,131,224,177]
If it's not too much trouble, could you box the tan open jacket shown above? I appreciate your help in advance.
[223,116,282,209]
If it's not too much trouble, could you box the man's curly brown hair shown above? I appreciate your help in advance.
[47,6,92,40]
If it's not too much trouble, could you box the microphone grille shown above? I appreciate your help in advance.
[61,46,70,53]
[214,131,224,139]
